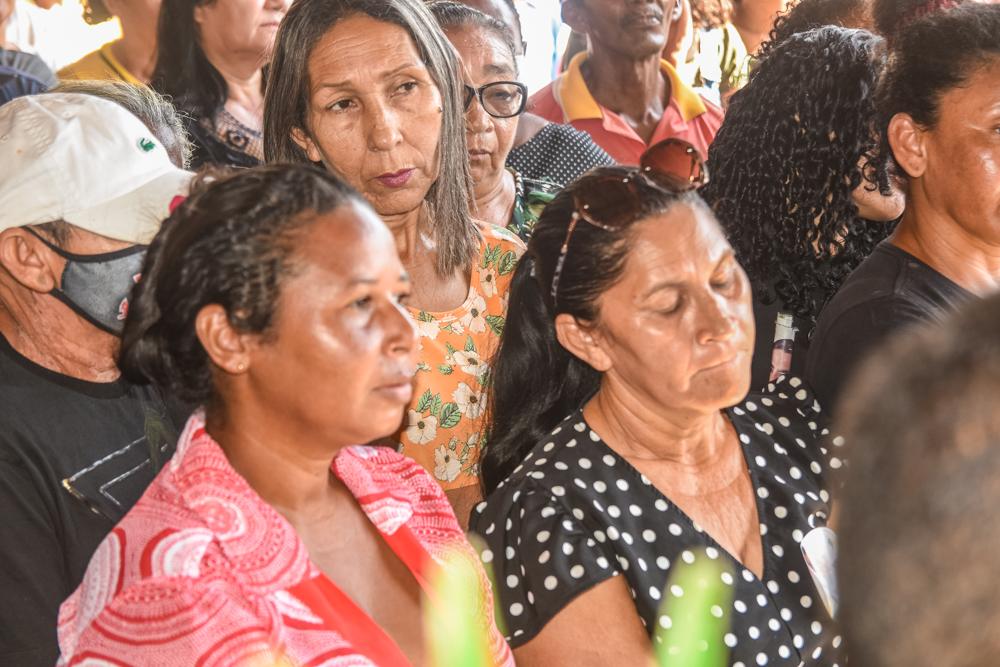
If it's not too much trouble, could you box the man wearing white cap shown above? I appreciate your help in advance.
[0,93,193,665]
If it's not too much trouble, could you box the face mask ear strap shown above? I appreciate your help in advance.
[22,226,146,263]
[22,226,64,253]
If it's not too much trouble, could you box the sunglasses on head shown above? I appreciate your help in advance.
[550,138,709,305]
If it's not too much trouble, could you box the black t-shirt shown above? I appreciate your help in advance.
[507,122,616,187]
[0,335,184,665]
[472,377,844,665]
[805,241,973,414]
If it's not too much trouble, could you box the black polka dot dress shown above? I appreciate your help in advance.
[471,377,845,666]
[506,122,617,187]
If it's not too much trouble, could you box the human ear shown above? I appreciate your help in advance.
[194,304,254,375]
[555,313,612,372]
[290,127,325,164]
[0,229,61,293]
[887,113,927,180]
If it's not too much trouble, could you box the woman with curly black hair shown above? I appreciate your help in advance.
[872,0,966,42]
[700,26,905,391]
[807,3,1000,413]
[757,0,872,60]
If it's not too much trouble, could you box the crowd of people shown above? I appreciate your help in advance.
[1,0,999,665]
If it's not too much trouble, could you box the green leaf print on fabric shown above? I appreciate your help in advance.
[497,250,518,276]
[440,402,462,429]
[429,394,443,418]
[485,315,505,336]
[416,389,433,413]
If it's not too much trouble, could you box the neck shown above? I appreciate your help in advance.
[203,45,264,119]
[110,17,157,82]
[583,47,667,119]
[0,289,120,382]
[473,168,515,224]
[381,204,428,268]
[585,377,733,470]
[890,204,1000,295]
[205,400,342,514]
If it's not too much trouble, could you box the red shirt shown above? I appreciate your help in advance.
[57,412,514,666]
[529,53,724,165]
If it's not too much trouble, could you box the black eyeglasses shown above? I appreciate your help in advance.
[550,138,710,305]
[463,81,528,119]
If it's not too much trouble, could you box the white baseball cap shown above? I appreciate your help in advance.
[0,93,194,245]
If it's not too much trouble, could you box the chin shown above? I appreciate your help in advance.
[367,189,431,218]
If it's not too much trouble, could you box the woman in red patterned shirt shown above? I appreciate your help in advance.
[56,166,513,667]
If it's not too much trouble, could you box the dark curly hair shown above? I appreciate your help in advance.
[758,0,871,60]
[873,4,1000,184]
[700,26,893,329]
[872,0,963,42]
[120,165,362,405]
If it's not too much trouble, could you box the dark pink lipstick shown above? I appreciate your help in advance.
[376,169,415,188]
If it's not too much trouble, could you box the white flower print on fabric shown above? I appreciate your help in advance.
[405,410,438,446]
[480,267,499,298]
[450,347,486,378]
[460,294,490,334]
[434,445,463,482]
[453,382,486,420]
[414,314,440,340]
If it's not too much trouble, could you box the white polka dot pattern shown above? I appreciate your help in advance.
[471,377,844,663]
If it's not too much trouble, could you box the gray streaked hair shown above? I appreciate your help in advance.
[263,0,477,277]
[426,0,519,67]
[51,80,192,169]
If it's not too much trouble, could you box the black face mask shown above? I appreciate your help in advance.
[26,228,147,336]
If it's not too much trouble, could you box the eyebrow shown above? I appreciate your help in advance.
[640,280,684,301]
[313,62,424,91]
[483,62,516,77]
[345,272,411,287]
[639,252,736,300]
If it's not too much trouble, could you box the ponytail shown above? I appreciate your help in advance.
[481,255,600,494]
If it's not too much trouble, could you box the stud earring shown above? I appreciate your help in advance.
[237,363,246,372]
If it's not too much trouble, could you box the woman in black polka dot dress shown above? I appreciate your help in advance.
[471,167,844,666]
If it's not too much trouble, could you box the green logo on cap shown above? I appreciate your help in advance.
[138,137,157,153]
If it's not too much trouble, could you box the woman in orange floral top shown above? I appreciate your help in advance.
[405,223,523,489]
[264,0,523,524]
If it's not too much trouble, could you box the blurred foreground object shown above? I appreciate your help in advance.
[837,290,1000,666]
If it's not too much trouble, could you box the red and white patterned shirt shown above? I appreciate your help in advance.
[57,412,513,666]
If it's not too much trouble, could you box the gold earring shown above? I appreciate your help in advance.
[237,363,246,372]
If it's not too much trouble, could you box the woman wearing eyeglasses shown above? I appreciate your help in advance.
[472,159,845,665]
[429,2,561,241]
[263,0,523,525]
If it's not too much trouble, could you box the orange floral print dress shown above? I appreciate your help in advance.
[397,223,525,491]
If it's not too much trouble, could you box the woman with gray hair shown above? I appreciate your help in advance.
[264,0,524,525]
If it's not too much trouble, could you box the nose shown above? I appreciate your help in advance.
[385,298,418,360]
[366,101,404,153]
[695,291,737,346]
[465,92,493,134]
